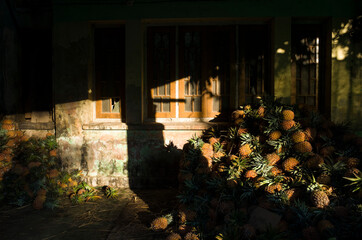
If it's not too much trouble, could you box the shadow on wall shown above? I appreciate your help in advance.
[331,16,362,128]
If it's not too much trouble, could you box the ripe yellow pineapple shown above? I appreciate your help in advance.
[232,110,245,120]
[245,169,258,178]
[266,152,280,165]
[237,128,248,136]
[282,109,294,120]
[166,233,182,240]
[269,130,282,140]
[310,190,330,208]
[257,106,265,117]
[291,131,305,143]
[150,216,169,230]
[282,157,299,171]
[264,183,283,194]
[201,143,214,159]
[294,141,313,153]
[270,167,282,176]
[239,143,252,156]
[281,120,296,130]
[285,188,300,201]
[208,137,219,145]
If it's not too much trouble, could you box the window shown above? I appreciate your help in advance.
[147,25,237,119]
[94,26,126,119]
[238,25,271,105]
[292,24,322,110]
[147,27,176,118]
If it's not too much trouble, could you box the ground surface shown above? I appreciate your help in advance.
[0,188,178,240]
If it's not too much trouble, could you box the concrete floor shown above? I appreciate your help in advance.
[0,188,178,240]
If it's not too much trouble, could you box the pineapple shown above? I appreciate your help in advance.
[237,128,248,136]
[281,120,295,131]
[310,190,330,208]
[319,146,335,157]
[269,130,282,140]
[232,110,245,120]
[270,167,282,176]
[291,131,305,143]
[245,169,258,179]
[184,232,199,240]
[305,154,324,169]
[304,127,317,141]
[264,183,283,194]
[166,233,182,240]
[285,188,300,201]
[345,157,360,168]
[239,143,252,156]
[266,152,280,166]
[316,173,331,185]
[150,215,171,230]
[201,143,214,159]
[257,106,265,117]
[209,137,219,145]
[282,157,299,171]
[294,141,313,153]
[282,109,294,120]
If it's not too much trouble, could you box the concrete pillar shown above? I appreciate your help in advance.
[125,20,143,124]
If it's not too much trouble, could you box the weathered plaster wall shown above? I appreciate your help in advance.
[331,18,362,130]
[273,17,292,103]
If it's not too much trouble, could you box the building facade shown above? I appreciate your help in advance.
[1,0,361,188]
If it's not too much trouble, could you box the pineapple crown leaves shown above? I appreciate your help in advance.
[188,135,204,150]
[239,183,257,201]
[226,209,248,227]
[321,157,347,176]
[343,171,362,192]
[306,174,324,192]
[249,153,272,176]
[290,199,315,226]
[205,178,224,191]
[256,224,288,240]
[239,133,254,145]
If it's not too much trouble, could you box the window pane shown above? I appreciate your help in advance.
[163,98,170,112]
[213,96,220,112]
[159,84,165,96]
[194,96,202,112]
[185,80,189,95]
[111,98,120,113]
[185,97,192,112]
[102,99,111,113]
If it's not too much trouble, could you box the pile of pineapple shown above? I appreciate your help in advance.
[0,119,117,210]
[153,99,362,240]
